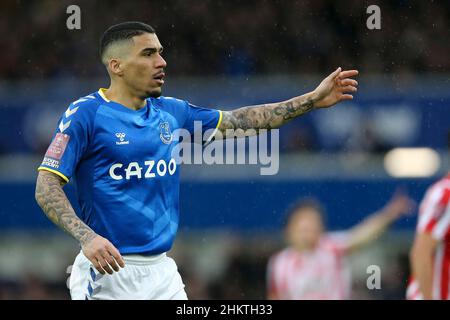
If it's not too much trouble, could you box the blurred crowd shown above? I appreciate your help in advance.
[0,0,448,157]
[0,0,449,79]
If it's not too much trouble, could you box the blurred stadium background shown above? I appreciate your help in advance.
[0,0,449,299]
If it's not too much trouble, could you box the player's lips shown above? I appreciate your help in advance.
[153,72,165,85]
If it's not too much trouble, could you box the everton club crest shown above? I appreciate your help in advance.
[159,121,173,144]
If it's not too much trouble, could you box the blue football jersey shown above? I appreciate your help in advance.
[38,89,222,255]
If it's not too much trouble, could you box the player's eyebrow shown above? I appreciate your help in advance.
[141,47,164,54]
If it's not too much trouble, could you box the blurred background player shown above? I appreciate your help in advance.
[408,137,450,300]
[267,191,414,300]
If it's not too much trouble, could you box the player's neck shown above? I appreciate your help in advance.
[291,243,316,253]
[103,86,146,111]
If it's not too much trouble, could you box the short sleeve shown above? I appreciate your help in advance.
[266,256,278,298]
[416,184,450,241]
[183,101,222,143]
[322,232,352,256]
[38,103,92,182]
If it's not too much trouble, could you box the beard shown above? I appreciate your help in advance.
[143,86,162,99]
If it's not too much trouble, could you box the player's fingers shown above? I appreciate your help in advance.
[97,256,114,275]
[408,199,417,212]
[399,199,415,215]
[341,85,357,93]
[341,94,353,100]
[405,199,416,211]
[91,259,106,275]
[329,67,342,79]
[103,253,120,272]
[338,70,359,79]
[107,245,125,268]
[339,79,358,87]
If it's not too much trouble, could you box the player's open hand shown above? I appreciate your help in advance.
[81,234,125,275]
[312,67,359,108]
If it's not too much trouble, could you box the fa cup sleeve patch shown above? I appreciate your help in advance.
[45,133,71,160]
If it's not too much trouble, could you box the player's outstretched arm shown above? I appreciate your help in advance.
[35,170,125,274]
[216,68,358,138]
[345,190,414,253]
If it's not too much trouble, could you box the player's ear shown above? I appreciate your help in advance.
[108,58,124,76]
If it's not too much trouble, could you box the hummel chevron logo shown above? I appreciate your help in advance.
[73,98,88,105]
[65,106,79,118]
[59,120,71,133]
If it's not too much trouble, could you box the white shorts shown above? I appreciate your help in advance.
[69,250,188,300]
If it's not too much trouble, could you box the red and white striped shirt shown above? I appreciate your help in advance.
[407,174,450,300]
[267,233,351,300]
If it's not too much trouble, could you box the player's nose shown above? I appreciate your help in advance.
[155,54,167,69]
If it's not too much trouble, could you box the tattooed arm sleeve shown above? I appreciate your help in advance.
[216,68,359,139]
[35,170,96,245]
[217,93,315,138]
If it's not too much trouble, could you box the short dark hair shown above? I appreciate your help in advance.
[99,21,155,60]
[283,197,326,227]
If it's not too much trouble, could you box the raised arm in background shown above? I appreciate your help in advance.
[345,191,414,253]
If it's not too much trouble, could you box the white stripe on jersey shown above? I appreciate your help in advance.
[406,280,423,300]
[418,186,444,232]
[433,204,450,240]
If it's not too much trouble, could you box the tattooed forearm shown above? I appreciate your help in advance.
[218,93,315,138]
[35,170,96,245]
